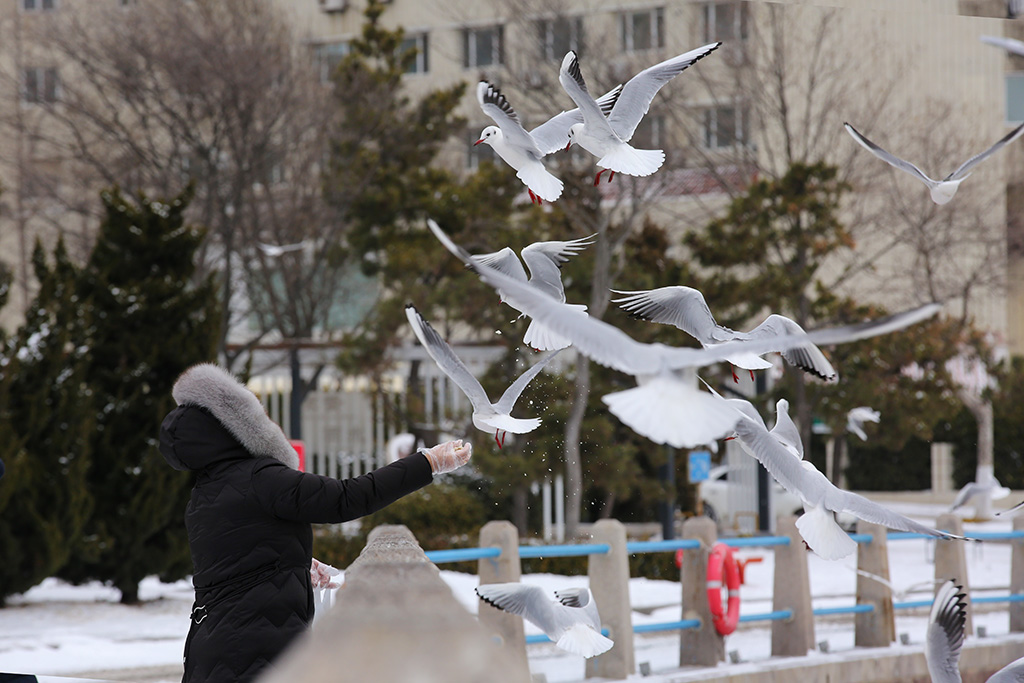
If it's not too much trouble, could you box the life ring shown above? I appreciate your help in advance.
[706,542,741,635]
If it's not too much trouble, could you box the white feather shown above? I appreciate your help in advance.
[556,623,615,659]
[795,505,857,560]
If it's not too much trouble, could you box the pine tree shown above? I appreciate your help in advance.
[0,240,95,602]
[56,187,220,604]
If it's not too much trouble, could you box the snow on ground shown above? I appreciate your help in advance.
[0,503,1019,682]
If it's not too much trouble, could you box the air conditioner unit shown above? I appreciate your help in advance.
[319,0,348,13]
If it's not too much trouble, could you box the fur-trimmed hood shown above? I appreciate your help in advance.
[160,363,299,470]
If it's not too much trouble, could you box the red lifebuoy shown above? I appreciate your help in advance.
[706,542,741,635]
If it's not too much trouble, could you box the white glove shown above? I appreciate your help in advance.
[420,439,472,475]
[310,558,342,589]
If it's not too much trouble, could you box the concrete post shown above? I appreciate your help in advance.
[1011,515,1024,632]
[771,516,814,657]
[931,442,954,494]
[679,516,723,667]
[585,519,635,680]
[259,525,530,683]
[477,520,528,672]
[854,521,895,648]
[934,513,972,634]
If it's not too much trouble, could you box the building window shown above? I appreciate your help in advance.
[463,25,504,68]
[536,16,584,61]
[314,41,350,83]
[701,2,749,42]
[620,8,664,52]
[702,106,748,149]
[22,68,59,104]
[631,115,664,150]
[467,128,495,170]
[401,33,429,74]
[22,0,57,10]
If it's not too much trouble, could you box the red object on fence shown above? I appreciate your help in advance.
[737,556,763,584]
[290,440,305,472]
[706,542,741,635]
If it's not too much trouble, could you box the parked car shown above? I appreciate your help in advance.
[698,465,803,531]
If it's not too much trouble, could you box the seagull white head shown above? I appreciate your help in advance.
[475,125,501,147]
[565,122,584,150]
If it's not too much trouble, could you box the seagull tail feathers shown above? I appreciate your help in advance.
[598,145,664,177]
[517,164,564,202]
[556,624,614,658]
[795,506,857,560]
[523,305,586,351]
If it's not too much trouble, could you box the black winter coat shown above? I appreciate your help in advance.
[159,364,433,683]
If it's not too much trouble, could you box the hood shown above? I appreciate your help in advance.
[159,363,299,471]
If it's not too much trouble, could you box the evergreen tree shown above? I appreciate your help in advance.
[0,241,94,602]
[57,187,220,604]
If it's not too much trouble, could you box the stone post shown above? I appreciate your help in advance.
[771,516,814,657]
[477,520,527,672]
[854,521,895,647]
[585,519,635,679]
[1011,515,1024,632]
[934,513,971,634]
[679,516,723,667]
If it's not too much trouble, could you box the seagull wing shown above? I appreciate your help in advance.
[823,486,966,539]
[844,122,939,186]
[925,580,966,683]
[985,655,1024,683]
[530,86,623,156]
[770,398,804,459]
[477,81,543,157]
[494,349,561,415]
[949,483,979,511]
[731,400,819,497]
[980,34,1024,57]
[476,583,560,635]
[405,305,493,413]
[946,121,1024,180]
[746,314,836,381]
[472,247,529,283]
[520,234,597,300]
[555,588,602,631]
[559,51,617,136]
[608,42,721,141]
[611,286,739,344]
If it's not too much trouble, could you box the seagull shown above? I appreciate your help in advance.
[949,477,1011,512]
[846,406,881,441]
[427,219,943,449]
[843,121,1024,205]
[475,81,622,204]
[405,305,559,448]
[475,583,613,658]
[257,240,309,257]
[613,286,837,383]
[987,656,1024,682]
[727,396,969,561]
[427,218,594,351]
[559,43,720,185]
[980,34,1024,57]
[926,580,967,683]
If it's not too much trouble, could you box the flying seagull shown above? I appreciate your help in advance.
[405,305,559,448]
[257,240,309,257]
[613,286,838,383]
[980,34,1024,57]
[427,219,943,449]
[475,583,613,658]
[427,218,594,351]
[844,121,1024,205]
[560,43,720,185]
[474,81,622,204]
[926,579,967,683]
[728,396,969,560]
[949,477,1011,512]
[846,406,881,441]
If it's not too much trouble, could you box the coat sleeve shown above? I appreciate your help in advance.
[250,453,434,523]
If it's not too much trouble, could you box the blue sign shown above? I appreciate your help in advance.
[688,450,712,483]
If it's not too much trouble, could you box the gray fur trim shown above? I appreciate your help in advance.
[172,363,299,470]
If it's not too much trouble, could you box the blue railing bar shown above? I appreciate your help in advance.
[894,599,934,610]
[723,536,791,548]
[633,619,702,633]
[850,533,874,544]
[519,543,611,559]
[425,547,501,564]
[626,539,701,554]
[887,533,937,541]
[526,627,611,644]
[963,531,1024,541]
[973,594,1024,605]
[813,604,874,616]
[739,609,793,623]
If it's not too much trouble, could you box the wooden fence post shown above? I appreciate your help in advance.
[679,516,722,667]
[586,519,635,680]
[477,520,528,672]
[854,521,895,647]
[1011,514,1024,632]
[934,512,971,634]
[771,516,814,657]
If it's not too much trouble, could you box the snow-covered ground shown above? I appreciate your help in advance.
[0,502,1020,682]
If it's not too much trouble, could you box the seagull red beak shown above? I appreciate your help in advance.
[565,141,572,151]
[474,139,485,146]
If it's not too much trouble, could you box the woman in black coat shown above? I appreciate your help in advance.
[159,363,471,682]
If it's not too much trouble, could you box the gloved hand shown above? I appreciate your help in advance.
[310,558,342,589]
[420,439,472,475]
